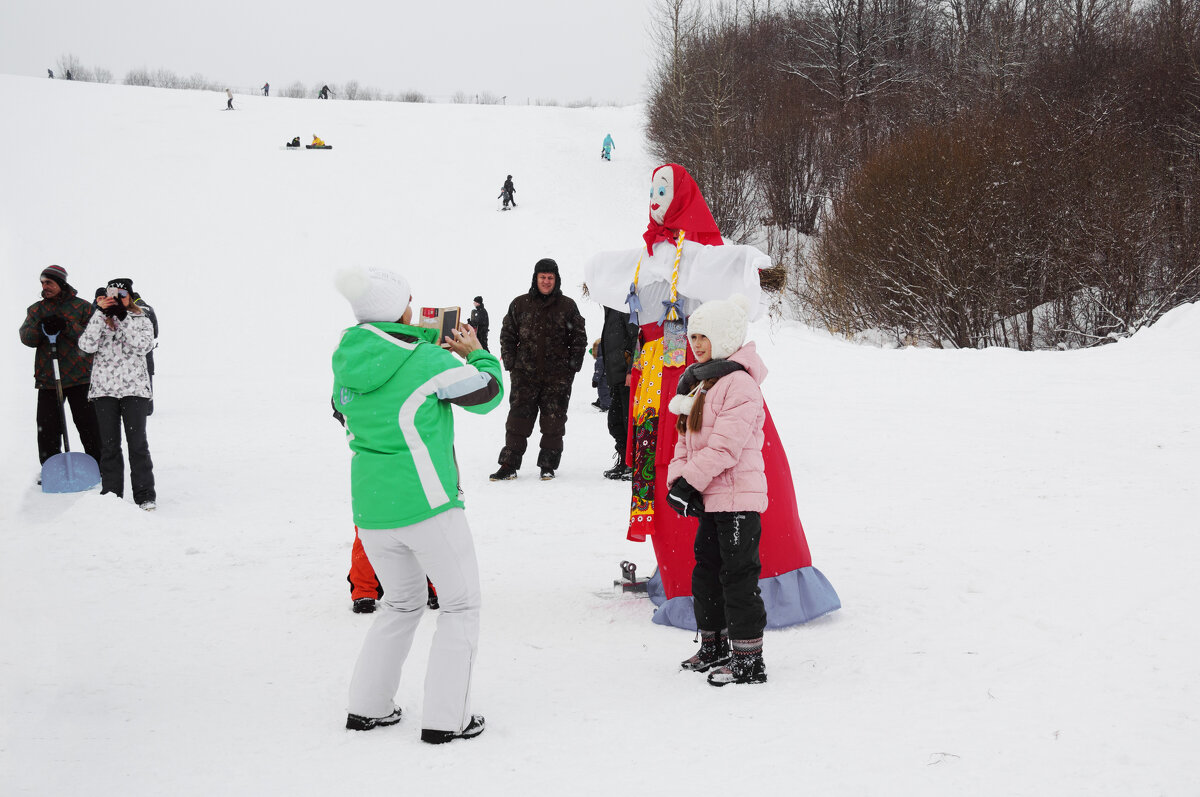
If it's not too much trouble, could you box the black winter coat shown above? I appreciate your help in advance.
[600,307,638,387]
[469,304,489,338]
[500,276,586,383]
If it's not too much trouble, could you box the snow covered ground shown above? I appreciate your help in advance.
[2,75,1198,795]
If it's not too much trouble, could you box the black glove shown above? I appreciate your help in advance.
[103,302,128,320]
[41,315,66,335]
[665,478,705,518]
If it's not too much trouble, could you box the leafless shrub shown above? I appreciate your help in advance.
[282,81,308,99]
[124,67,152,86]
[56,53,89,81]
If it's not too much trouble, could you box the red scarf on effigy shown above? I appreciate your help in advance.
[642,163,724,254]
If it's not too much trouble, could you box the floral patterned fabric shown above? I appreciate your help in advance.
[625,329,695,545]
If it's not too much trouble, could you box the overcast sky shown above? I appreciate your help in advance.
[1,0,659,104]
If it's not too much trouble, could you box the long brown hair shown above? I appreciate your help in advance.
[676,377,719,434]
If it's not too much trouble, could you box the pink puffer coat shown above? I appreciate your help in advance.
[666,341,768,512]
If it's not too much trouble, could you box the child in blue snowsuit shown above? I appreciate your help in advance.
[590,339,610,410]
[601,134,615,161]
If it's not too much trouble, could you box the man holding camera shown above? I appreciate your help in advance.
[19,265,102,468]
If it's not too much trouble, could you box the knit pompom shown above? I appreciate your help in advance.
[668,393,694,416]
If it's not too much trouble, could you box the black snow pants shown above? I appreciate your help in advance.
[692,511,766,640]
[498,375,572,471]
[37,385,102,464]
[606,381,630,457]
[92,396,156,504]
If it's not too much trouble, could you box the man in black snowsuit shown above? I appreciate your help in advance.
[469,295,490,351]
[600,307,638,479]
[490,259,586,481]
[318,85,333,99]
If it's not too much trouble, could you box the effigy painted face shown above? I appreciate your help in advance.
[649,167,675,225]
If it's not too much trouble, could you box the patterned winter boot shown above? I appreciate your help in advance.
[680,630,732,673]
[706,637,767,686]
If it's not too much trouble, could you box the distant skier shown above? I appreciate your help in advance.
[318,85,334,100]
[498,175,517,209]
[602,133,615,161]
[262,82,269,96]
[65,70,73,80]
[225,89,234,110]
[47,69,54,79]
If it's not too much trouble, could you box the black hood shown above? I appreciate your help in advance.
[528,258,562,298]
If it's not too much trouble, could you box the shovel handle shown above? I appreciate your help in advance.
[41,324,70,453]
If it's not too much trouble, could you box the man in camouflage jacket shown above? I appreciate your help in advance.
[491,258,586,480]
[19,265,102,465]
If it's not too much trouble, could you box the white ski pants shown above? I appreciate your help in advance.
[347,508,481,733]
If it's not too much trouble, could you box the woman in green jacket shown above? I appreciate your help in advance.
[333,266,503,745]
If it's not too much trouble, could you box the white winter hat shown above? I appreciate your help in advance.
[335,266,411,324]
[686,294,752,360]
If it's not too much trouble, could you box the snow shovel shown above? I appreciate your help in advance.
[40,326,101,493]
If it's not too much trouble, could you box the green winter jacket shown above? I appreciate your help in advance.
[332,322,504,529]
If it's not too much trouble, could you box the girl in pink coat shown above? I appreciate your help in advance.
[665,294,769,686]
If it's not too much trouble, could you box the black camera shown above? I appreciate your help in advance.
[103,299,128,320]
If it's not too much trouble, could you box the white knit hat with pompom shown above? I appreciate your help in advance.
[686,293,752,360]
[335,266,411,324]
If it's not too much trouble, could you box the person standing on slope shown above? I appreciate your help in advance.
[667,295,769,686]
[469,295,490,351]
[19,265,102,469]
[79,278,157,510]
[490,258,586,482]
[332,265,502,744]
[499,175,517,209]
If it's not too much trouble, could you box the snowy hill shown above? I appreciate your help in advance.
[2,75,1199,796]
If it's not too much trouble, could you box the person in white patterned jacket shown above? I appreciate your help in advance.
[79,277,157,511]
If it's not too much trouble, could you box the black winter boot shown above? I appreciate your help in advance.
[680,630,732,673]
[707,637,767,686]
[489,465,518,481]
[603,453,633,481]
[346,705,402,730]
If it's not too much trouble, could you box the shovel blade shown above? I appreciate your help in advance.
[41,452,102,493]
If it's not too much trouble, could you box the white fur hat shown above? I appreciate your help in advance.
[335,266,411,324]
[687,294,752,360]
